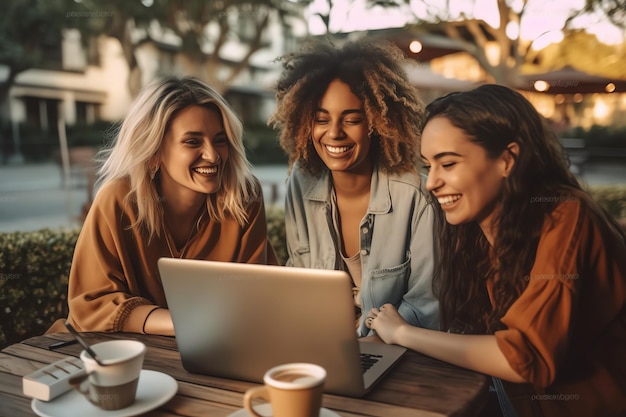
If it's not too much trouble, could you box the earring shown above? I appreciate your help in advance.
[150,165,160,180]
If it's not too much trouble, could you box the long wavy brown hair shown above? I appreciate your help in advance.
[426,85,625,334]
[268,37,424,176]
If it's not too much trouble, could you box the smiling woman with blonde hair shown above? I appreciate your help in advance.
[60,76,276,336]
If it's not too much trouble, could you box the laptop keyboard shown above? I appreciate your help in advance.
[360,353,382,373]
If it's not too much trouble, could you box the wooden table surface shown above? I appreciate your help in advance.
[0,332,490,417]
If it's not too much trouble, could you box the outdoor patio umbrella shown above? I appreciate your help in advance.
[517,66,626,94]
[404,64,479,92]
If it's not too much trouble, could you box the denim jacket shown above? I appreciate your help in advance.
[285,163,440,336]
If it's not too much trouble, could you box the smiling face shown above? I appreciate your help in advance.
[158,105,229,204]
[312,79,372,175]
[421,116,514,238]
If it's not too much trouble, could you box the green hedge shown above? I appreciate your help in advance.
[0,228,79,349]
[587,185,626,220]
[266,205,288,265]
[565,125,626,149]
[1,187,625,349]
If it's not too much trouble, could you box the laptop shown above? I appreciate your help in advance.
[158,258,406,397]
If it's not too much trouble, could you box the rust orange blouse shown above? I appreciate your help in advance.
[65,178,277,334]
[488,191,626,417]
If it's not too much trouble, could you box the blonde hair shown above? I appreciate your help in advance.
[98,76,257,239]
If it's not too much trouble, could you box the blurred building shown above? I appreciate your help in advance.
[0,3,308,163]
[351,22,626,129]
[2,9,624,164]
[315,27,482,104]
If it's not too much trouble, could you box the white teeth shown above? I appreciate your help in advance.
[326,145,352,154]
[194,167,217,174]
[438,195,461,205]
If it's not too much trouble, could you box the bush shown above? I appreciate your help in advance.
[66,121,116,149]
[12,124,59,162]
[0,209,287,349]
[0,228,79,349]
[243,124,288,165]
[565,125,626,149]
[267,205,288,266]
[587,185,626,220]
[0,121,115,164]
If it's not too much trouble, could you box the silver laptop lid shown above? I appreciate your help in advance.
[158,258,370,396]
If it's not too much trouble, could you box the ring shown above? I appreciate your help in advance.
[367,317,373,326]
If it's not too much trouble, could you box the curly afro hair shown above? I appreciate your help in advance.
[268,37,425,176]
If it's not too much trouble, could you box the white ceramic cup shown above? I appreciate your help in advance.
[70,340,146,410]
[244,363,326,417]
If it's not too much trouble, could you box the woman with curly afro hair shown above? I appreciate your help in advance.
[269,38,439,336]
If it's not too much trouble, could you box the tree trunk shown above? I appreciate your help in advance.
[108,15,143,97]
[0,68,23,163]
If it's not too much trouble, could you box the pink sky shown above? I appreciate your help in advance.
[305,0,624,46]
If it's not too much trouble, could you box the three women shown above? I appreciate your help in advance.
[63,45,625,417]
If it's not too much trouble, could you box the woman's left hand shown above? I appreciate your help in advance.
[366,303,408,345]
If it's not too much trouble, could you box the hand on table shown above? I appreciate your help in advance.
[365,303,408,345]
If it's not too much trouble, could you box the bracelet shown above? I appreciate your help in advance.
[142,307,162,334]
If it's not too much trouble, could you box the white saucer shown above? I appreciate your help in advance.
[227,404,341,417]
[32,370,178,417]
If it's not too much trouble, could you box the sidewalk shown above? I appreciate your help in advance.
[0,163,289,233]
[1,160,624,234]
[0,163,89,232]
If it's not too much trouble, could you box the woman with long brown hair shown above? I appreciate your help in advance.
[367,84,626,417]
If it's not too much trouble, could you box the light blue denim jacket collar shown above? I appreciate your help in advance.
[302,165,392,215]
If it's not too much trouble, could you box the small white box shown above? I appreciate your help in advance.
[23,357,87,401]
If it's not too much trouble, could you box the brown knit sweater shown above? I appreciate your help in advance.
[65,177,277,333]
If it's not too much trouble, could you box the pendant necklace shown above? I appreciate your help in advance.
[163,210,204,259]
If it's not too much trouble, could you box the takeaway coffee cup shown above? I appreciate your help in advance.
[243,363,326,417]
[69,340,146,410]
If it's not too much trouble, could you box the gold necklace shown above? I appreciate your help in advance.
[163,211,204,259]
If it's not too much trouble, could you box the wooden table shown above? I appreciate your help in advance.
[1,332,490,416]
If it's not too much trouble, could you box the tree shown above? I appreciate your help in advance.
[0,0,70,112]
[155,0,302,94]
[526,29,626,79]
[0,0,70,160]
[68,0,303,96]
[63,0,163,97]
[576,0,626,29]
[306,0,400,33]
[302,0,625,87]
